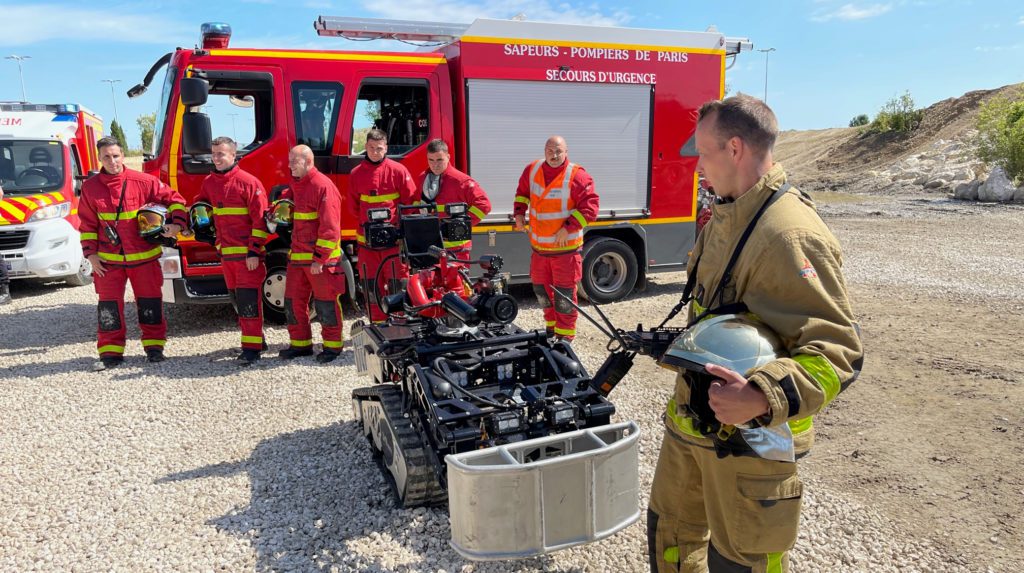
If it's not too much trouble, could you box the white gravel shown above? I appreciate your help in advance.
[1,193,1017,572]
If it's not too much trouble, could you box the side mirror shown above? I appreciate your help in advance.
[179,78,209,107]
[182,112,212,155]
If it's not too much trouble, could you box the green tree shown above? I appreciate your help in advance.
[109,119,128,151]
[976,87,1024,185]
[869,91,923,133]
[137,112,156,153]
[849,114,869,127]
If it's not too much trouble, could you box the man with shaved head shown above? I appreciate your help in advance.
[277,144,345,362]
[513,136,599,341]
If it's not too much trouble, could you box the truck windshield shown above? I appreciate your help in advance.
[0,140,65,194]
[151,65,178,156]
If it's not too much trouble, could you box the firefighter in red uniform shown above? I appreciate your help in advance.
[278,144,346,363]
[194,137,269,365]
[79,137,187,370]
[416,138,491,261]
[513,136,599,341]
[348,129,418,322]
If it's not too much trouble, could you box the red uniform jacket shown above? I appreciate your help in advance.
[513,160,599,248]
[348,158,419,246]
[80,168,187,266]
[281,167,341,266]
[196,165,269,261]
[416,165,492,250]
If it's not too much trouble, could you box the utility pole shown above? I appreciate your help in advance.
[101,79,121,123]
[6,55,31,101]
[227,113,239,141]
[757,48,776,104]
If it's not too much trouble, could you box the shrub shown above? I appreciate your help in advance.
[849,114,869,127]
[975,87,1024,185]
[869,91,923,133]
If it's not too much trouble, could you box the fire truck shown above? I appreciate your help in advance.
[0,103,103,286]
[130,17,750,321]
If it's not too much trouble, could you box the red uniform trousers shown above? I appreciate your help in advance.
[284,264,344,352]
[223,260,267,351]
[93,261,166,357]
[530,251,583,340]
[358,246,409,323]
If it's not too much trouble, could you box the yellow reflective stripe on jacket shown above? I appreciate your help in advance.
[250,229,268,238]
[98,344,124,355]
[469,205,487,220]
[571,210,588,228]
[220,246,249,255]
[443,239,470,249]
[213,207,249,216]
[289,252,314,261]
[514,196,530,205]
[793,353,842,405]
[667,398,814,438]
[360,192,400,204]
[98,210,138,221]
[315,238,337,249]
[293,211,319,220]
[97,246,163,262]
[80,232,98,240]
[168,203,186,212]
[356,233,366,244]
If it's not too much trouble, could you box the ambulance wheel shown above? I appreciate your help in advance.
[580,237,637,304]
[263,249,289,324]
[64,257,93,287]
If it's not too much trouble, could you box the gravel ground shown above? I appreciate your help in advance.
[1,192,1020,572]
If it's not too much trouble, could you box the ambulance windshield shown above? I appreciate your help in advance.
[0,140,65,194]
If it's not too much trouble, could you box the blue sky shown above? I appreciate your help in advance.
[2,0,1022,149]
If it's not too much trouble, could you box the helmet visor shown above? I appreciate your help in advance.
[137,211,165,236]
[190,204,213,228]
[269,200,294,225]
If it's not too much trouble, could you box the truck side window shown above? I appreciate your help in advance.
[292,83,342,155]
[351,81,429,156]
[69,145,83,194]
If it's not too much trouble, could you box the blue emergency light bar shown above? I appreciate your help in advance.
[0,103,79,114]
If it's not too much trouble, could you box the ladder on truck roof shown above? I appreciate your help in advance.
[314,15,753,55]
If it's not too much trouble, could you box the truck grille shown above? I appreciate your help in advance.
[0,230,30,251]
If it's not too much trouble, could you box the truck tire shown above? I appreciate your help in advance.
[262,248,289,324]
[580,237,638,304]
[64,257,93,287]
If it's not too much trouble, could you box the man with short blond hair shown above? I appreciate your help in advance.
[194,136,269,365]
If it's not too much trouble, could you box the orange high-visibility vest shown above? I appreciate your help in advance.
[527,160,583,252]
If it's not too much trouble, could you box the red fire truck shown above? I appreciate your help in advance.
[0,103,103,287]
[130,17,750,321]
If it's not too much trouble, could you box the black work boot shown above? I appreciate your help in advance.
[315,349,341,364]
[0,284,11,305]
[93,355,124,371]
[146,348,166,363]
[278,346,314,360]
[237,349,261,366]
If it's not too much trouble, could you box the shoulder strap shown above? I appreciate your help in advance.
[669,182,792,327]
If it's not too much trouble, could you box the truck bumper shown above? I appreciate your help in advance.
[0,219,82,280]
[159,248,230,304]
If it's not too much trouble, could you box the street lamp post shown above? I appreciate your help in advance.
[5,55,31,101]
[101,79,122,123]
[227,113,239,141]
[757,48,776,104]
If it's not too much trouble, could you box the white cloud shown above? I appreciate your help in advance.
[0,4,192,46]
[359,0,632,27]
[812,3,892,22]
[973,44,1023,53]
[1018,16,1024,26]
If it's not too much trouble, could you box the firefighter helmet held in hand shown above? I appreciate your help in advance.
[659,313,785,376]
[137,203,177,247]
[189,202,216,245]
[265,199,294,233]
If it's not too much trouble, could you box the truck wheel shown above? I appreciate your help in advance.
[580,237,638,304]
[64,257,93,287]
[263,249,289,324]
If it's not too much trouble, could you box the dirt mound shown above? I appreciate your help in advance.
[776,83,1023,191]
